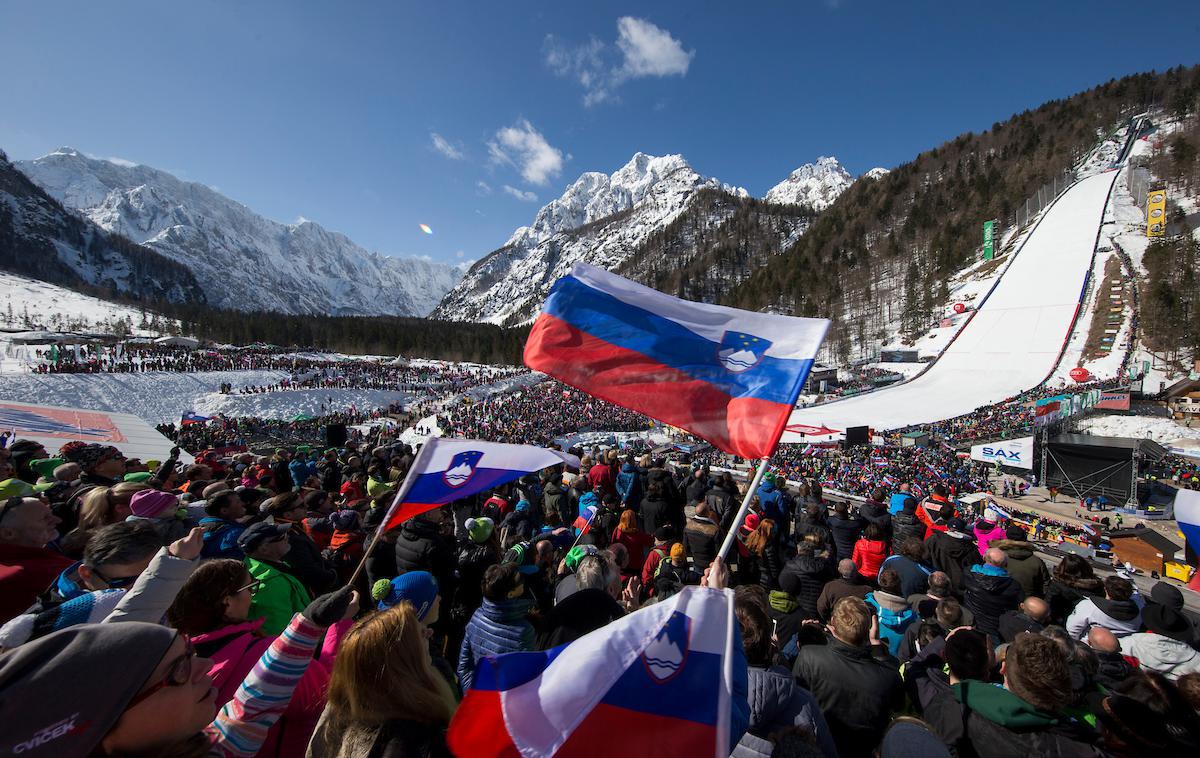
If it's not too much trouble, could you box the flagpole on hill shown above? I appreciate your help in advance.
[716,457,770,561]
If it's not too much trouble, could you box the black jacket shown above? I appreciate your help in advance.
[281,522,338,595]
[963,568,1024,640]
[536,587,624,649]
[542,480,568,526]
[394,518,456,590]
[1044,577,1104,627]
[639,494,674,537]
[683,517,719,576]
[890,510,927,553]
[779,554,834,619]
[925,531,980,591]
[827,513,865,562]
[858,500,892,539]
[998,609,1045,643]
[793,637,904,757]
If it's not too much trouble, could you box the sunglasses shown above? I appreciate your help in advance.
[125,636,196,710]
[235,578,262,594]
[87,565,142,589]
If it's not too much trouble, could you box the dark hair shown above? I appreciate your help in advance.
[735,595,773,666]
[83,521,163,568]
[1053,554,1095,584]
[928,573,952,598]
[833,502,848,518]
[932,483,948,498]
[944,629,990,681]
[938,503,955,521]
[935,597,965,628]
[1005,633,1071,713]
[871,487,887,503]
[1104,576,1133,601]
[899,537,925,562]
[264,492,303,516]
[206,491,237,517]
[166,559,250,635]
[916,620,943,649]
[482,562,523,602]
[901,497,918,514]
[863,523,884,541]
[878,568,902,596]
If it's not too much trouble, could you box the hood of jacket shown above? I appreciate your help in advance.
[401,517,440,540]
[866,590,911,615]
[783,554,828,578]
[1093,596,1141,622]
[191,617,267,647]
[953,680,1059,728]
[746,665,802,732]
[994,539,1034,560]
[1124,633,1200,668]
[479,596,534,623]
[620,462,638,474]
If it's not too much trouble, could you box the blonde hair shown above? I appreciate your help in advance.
[77,482,151,531]
[744,518,776,556]
[323,603,456,736]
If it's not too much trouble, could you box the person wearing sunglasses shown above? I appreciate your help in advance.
[167,559,354,757]
[0,585,358,757]
[0,496,72,625]
[238,521,313,636]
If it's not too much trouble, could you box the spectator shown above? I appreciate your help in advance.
[538,553,625,649]
[1044,554,1105,627]
[851,522,889,581]
[1066,576,1142,640]
[457,563,534,691]
[998,597,1051,643]
[879,537,931,598]
[0,496,71,624]
[816,558,871,622]
[780,541,833,620]
[200,490,249,560]
[865,568,917,657]
[963,548,1023,642]
[1120,583,1200,680]
[1085,626,1138,689]
[240,522,313,636]
[827,501,866,562]
[993,526,1050,598]
[890,498,927,554]
[925,517,979,591]
[683,501,720,577]
[610,509,652,581]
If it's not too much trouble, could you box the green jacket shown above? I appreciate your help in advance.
[245,557,312,636]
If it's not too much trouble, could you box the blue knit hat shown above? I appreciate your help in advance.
[371,571,439,619]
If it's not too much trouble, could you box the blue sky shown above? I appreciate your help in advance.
[2,1,1199,265]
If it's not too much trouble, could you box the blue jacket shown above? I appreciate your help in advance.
[888,492,916,515]
[756,480,787,524]
[615,463,643,507]
[200,516,246,559]
[458,597,535,691]
[864,591,916,658]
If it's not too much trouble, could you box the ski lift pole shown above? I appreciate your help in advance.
[717,456,771,561]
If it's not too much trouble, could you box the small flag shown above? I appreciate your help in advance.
[447,586,739,757]
[573,503,598,535]
[181,412,210,425]
[378,438,578,533]
[524,263,828,459]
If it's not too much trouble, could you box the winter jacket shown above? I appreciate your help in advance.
[458,597,535,691]
[587,462,616,497]
[683,517,720,576]
[641,545,670,590]
[536,587,624,650]
[200,516,247,560]
[542,480,568,526]
[917,496,954,534]
[793,636,904,758]
[816,574,870,622]
[1045,577,1105,627]
[245,557,313,636]
[610,527,653,579]
[827,512,866,562]
[646,467,682,508]
[653,559,697,599]
[277,520,338,595]
[615,463,643,508]
[993,539,1050,599]
[998,610,1045,643]
[756,480,788,525]
[106,547,199,624]
[779,554,833,619]
[574,491,599,535]
[639,494,675,537]
[890,509,926,553]
[685,476,709,506]
[858,500,892,538]
[317,461,342,493]
[972,520,1007,557]
[923,680,1101,758]
[194,616,348,758]
[865,589,917,657]
[963,564,1024,641]
[879,554,930,598]
[1066,596,1143,639]
[0,543,73,625]
[888,491,917,515]
[852,538,889,580]
[1119,632,1200,680]
[751,541,785,593]
[741,664,837,758]
[925,530,980,590]
[394,518,456,590]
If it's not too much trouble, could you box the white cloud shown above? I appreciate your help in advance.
[476,180,493,195]
[544,17,693,107]
[455,250,465,258]
[430,132,465,160]
[103,156,139,168]
[487,119,564,185]
[503,184,539,202]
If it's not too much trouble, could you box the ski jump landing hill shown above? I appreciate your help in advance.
[783,168,1121,440]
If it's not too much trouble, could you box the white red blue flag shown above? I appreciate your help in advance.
[572,503,597,534]
[1179,489,1200,566]
[524,263,829,460]
[379,438,578,532]
[447,586,742,757]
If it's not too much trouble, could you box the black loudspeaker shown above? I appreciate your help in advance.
[845,426,870,446]
[325,423,348,447]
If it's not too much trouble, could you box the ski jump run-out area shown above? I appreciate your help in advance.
[783,169,1120,440]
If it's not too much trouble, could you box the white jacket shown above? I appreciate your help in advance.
[1121,633,1200,681]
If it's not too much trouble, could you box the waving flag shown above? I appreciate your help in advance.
[448,586,741,758]
[380,438,579,533]
[181,412,210,425]
[573,503,598,534]
[524,263,828,460]
[1177,489,1200,568]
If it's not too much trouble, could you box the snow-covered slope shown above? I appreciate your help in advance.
[0,270,179,337]
[17,149,460,316]
[432,153,749,325]
[763,156,854,210]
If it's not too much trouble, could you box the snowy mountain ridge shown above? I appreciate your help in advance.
[433,152,840,325]
[763,156,876,210]
[17,149,461,317]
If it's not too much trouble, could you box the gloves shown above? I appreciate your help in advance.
[302,585,355,626]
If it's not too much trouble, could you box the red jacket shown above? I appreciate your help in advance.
[641,545,671,590]
[611,528,654,579]
[588,463,616,497]
[192,616,350,757]
[852,538,890,580]
[0,543,74,624]
[918,497,954,534]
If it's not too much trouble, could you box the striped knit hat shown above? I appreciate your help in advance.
[0,590,126,649]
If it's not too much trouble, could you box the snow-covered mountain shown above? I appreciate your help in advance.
[17,149,460,316]
[763,156,854,210]
[432,153,751,324]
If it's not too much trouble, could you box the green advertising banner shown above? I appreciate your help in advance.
[983,220,995,260]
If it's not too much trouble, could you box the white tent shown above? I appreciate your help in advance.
[0,400,193,464]
[154,336,200,348]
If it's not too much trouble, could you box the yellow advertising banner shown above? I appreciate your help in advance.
[1147,186,1167,237]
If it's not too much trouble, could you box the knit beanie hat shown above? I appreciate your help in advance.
[61,443,117,472]
[504,542,540,574]
[465,516,495,544]
[371,571,439,618]
[564,544,599,573]
[0,622,175,757]
[1005,525,1027,540]
[330,509,360,532]
[28,459,64,480]
[0,590,126,649]
[128,489,179,519]
[670,543,686,560]
[124,471,154,483]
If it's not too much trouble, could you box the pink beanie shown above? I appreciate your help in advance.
[129,489,179,519]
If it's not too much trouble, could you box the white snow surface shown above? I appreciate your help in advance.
[432,152,755,325]
[1075,413,1194,444]
[783,170,1119,437]
[17,149,461,317]
[763,156,854,210]
[193,387,410,421]
[0,270,179,337]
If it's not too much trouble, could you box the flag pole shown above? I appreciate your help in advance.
[716,456,770,561]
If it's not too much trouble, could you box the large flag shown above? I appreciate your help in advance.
[1177,488,1200,569]
[379,438,579,533]
[524,263,829,459]
[447,586,740,758]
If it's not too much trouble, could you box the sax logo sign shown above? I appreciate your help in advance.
[970,436,1034,470]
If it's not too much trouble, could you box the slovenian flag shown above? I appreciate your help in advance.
[524,263,829,460]
[447,585,744,757]
[378,438,579,533]
[181,411,210,425]
[1176,489,1200,571]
